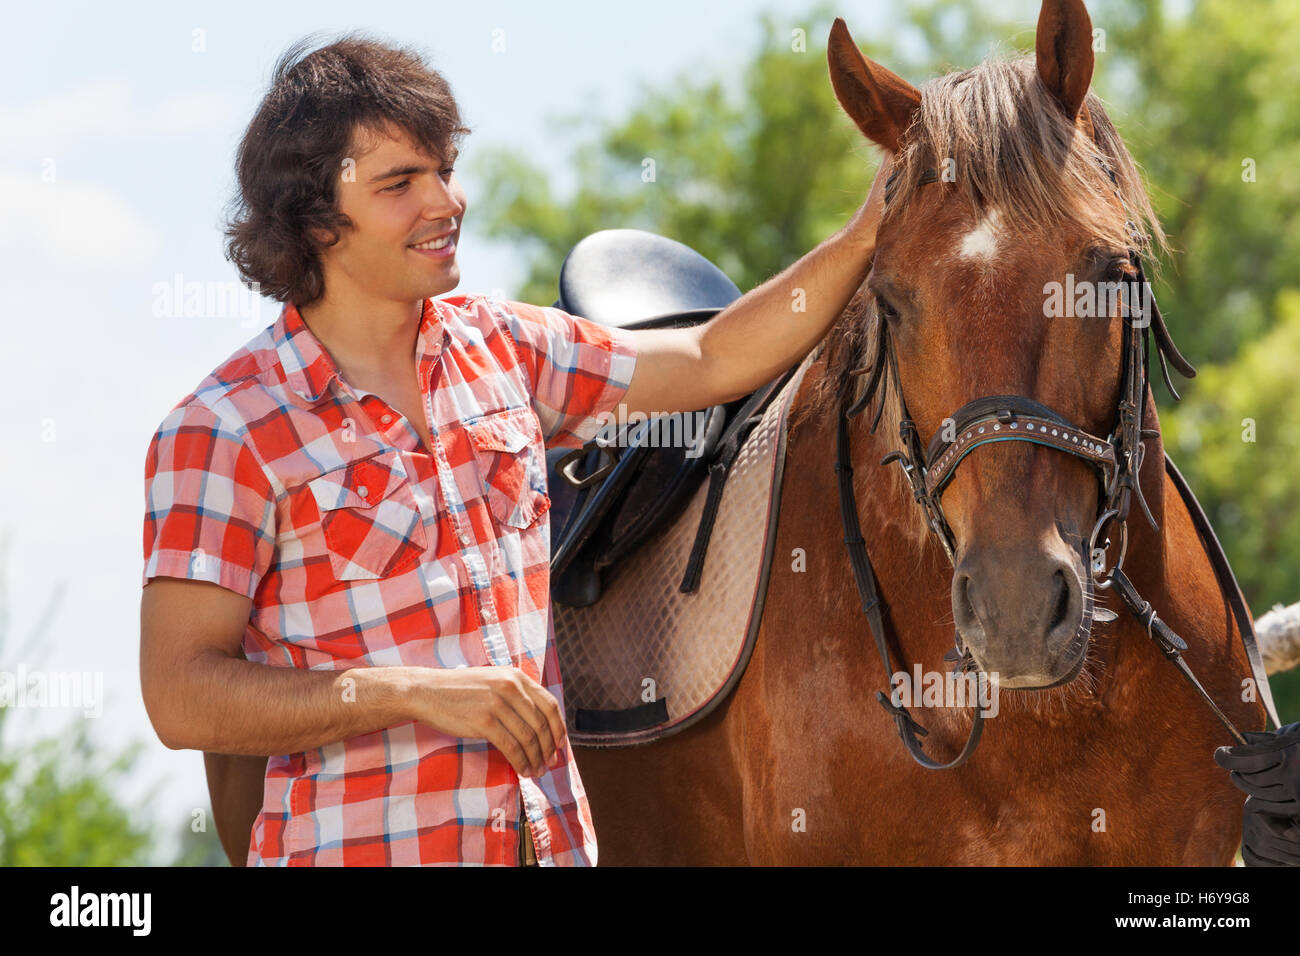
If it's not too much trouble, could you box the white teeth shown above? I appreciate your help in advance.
[413,236,451,251]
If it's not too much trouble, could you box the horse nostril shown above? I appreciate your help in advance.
[954,573,978,631]
[1047,569,1071,632]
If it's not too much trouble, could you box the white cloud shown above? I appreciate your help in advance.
[0,80,238,150]
[0,167,159,270]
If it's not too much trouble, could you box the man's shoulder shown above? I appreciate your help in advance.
[152,323,291,442]
[436,292,554,330]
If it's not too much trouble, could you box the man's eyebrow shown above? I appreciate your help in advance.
[368,163,426,184]
[367,149,460,185]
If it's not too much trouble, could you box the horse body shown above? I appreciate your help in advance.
[573,0,1266,865]
[577,366,1258,865]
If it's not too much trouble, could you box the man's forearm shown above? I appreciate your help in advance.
[695,225,875,405]
[157,652,421,755]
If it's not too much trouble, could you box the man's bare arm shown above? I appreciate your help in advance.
[618,155,891,417]
[140,578,421,755]
[140,577,568,775]
[204,751,266,866]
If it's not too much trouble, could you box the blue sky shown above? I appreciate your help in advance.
[0,0,1038,862]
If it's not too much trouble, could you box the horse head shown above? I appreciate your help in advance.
[829,0,1168,689]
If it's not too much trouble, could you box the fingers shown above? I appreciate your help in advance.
[492,670,567,778]
[1242,811,1300,866]
[1214,746,1284,773]
[488,713,545,779]
[1215,744,1300,811]
[519,678,568,761]
[1243,788,1300,816]
[417,665,570,779]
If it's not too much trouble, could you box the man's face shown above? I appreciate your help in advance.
[322,122,468,304]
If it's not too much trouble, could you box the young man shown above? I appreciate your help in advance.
[140,34,887,866]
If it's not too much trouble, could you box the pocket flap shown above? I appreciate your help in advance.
[466,409,534,455]
[308,452,409,512]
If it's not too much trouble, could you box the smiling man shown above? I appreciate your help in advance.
[139,34,886,867]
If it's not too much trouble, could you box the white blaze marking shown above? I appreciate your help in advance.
[959,210,1001,261]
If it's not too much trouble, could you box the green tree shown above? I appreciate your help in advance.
[1162,294,1300,712]
[0,543,155,865]
[1097,0,1300,367]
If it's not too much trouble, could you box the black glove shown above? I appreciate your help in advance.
[1240,799,1300,866]
[1214,720,1300,815]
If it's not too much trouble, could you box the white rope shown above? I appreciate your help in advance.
[1257,601,1300,676]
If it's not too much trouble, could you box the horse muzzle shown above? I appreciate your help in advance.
[952,538,1092,689]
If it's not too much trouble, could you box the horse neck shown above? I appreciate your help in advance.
[792,352,957,671]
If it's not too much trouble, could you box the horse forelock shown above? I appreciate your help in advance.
[889,55,1164,257]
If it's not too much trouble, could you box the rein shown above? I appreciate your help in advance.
[836,163,1281,770]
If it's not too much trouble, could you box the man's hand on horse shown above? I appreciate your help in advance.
[844,151,894,251]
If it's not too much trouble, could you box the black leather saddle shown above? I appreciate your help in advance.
[547,229,797,607]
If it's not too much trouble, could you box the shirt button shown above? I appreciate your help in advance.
[356,485,369,498]
[482,608,495,622]
[459,531,471,545]
[380,414,393,425]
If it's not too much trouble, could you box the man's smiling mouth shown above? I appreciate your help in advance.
[409,227,457,260]
[411,235,453,251]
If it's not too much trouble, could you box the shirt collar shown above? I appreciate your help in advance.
[276,299,451,404]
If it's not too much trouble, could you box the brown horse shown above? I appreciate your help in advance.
[574,0,1268,865]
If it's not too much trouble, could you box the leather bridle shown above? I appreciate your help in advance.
[835,162,1282,770]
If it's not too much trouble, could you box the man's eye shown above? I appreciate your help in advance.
[384,180,410,193]
[440,167,455,180]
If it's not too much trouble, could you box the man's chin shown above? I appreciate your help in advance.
[414,268,460,300]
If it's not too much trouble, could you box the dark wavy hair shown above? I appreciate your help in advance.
[224,34,471,306]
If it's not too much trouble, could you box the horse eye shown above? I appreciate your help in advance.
[875,295,900,323]
[1102,257,1132,283]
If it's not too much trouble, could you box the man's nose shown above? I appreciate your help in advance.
[422,176,463,221]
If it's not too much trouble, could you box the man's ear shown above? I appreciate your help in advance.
[827,17,922,154]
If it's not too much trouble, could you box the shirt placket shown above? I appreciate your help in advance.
[414,323,512,666]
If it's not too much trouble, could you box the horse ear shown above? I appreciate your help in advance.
[827,18,921,153]
[1035,0,1095,120]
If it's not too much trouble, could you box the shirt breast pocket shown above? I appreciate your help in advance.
[307,451,428,580]
[465,407,551,531]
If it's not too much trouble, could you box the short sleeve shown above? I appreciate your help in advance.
[492,299,638,449]
[142,400,277,599]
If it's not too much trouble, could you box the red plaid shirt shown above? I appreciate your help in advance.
[142,294,637,866]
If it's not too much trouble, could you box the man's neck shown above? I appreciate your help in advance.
[298,286,425,379]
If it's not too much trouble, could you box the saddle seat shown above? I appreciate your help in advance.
[549,230,765,607]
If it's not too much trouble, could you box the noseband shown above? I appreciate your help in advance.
[835,161,1280,770]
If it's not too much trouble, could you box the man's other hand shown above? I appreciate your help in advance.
[411,666,568,779]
